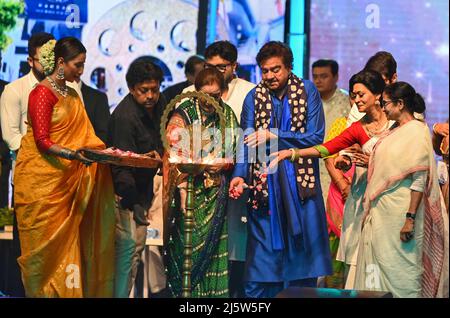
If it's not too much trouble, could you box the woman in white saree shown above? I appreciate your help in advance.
[354,82,449,298]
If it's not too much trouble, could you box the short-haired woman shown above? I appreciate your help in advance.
[165,68,239,297]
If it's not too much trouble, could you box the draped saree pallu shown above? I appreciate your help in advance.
[14,85,116,297]
[314,119,394,289]
[355,120,449,298]
[165,99,239,298]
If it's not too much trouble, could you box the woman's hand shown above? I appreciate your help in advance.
[143,150,161,160]
[347,143,362,153]
[74,149,94,166]
[352,153,370,167]
[334,155,352,171]
[400,218,415,242]
[336,178,351,200]
[268,149,293,170]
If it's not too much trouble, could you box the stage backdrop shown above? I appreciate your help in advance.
[0,0,199,110]
[2,0,448,122]
[211,0,286,83]
[309,0,449,125]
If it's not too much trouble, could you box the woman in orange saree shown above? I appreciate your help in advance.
[13,37,115,297]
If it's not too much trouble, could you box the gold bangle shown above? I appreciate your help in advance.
[289,148,297,162]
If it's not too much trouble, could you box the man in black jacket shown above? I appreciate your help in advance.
[108,57,165,298]
[162,55,204,103]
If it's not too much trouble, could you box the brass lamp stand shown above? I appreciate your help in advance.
[160,92,225,297]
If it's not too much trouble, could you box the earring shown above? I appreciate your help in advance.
[56,66,65,80]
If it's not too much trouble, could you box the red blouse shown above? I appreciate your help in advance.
[322,121,370,155]
[28,85,59,152]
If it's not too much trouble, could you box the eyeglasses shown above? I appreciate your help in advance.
[204,62,232,73]
[381,100,396,107]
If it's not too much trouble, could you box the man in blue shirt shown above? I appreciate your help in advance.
[229,41,332,298]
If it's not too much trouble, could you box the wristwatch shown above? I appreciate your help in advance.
[406,212,416,220]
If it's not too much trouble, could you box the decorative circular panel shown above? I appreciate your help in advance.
[83,0,198,108]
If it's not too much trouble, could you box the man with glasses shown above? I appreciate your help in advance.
[204,61,232,73]
[183,40,255,298]
[183,41,255,121]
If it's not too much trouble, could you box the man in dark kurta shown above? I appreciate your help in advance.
[230,41,332,298]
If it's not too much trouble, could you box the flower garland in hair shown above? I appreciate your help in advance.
[39,39,56,76]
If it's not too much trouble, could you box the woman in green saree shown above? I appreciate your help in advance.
[165,68,239,297]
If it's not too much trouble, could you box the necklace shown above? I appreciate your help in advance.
[366,120,389,137]
[47,76,68,97]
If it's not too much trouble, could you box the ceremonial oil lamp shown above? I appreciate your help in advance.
[160,91,226,298]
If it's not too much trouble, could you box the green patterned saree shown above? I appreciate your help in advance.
[166,99,239,298]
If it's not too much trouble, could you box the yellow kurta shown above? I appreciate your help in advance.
[14,86,115,297]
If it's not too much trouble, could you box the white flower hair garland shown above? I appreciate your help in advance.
[39,39,56,76]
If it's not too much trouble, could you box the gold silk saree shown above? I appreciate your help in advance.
[14,86,115,297]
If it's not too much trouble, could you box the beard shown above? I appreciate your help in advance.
[33,68,46,81]
[224,73,236,86]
